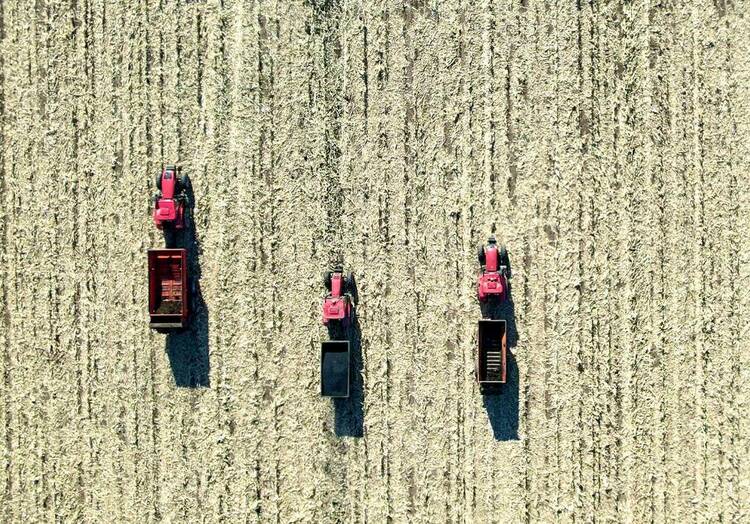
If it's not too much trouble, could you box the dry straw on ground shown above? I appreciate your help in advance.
[1,0,749,522]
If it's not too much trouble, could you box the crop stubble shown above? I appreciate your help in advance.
[0,0,749,522]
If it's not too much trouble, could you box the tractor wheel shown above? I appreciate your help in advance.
[346,272,358,304]
[323,271,332,291]
[477,244,486,265]
[179,172,190,191]
[499,245,511,275]
[155,173,162,191]
[345,272,354,293]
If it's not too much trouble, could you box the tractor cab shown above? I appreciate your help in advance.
[477,236,511,303]
[322,266,353,325]
[153,165,188,230]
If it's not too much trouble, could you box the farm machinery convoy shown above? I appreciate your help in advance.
[320,265,356,398]
[145,169,510,400]
[148,166,194,331]
[475,236,512,394]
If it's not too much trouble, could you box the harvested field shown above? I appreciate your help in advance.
[1,0,749,522]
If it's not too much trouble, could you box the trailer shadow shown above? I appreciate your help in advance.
[331,314,363,437]
[165,185,210,388]
[481,288,519,441]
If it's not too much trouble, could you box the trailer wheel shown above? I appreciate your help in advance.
[190,280,198,313]
[477,244,486,265]
[323,271,332,291]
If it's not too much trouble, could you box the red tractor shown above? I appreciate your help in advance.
[153,165,189,230]
[322,265,354,326]
[477,236,511,303]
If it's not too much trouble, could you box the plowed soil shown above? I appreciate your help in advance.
[1,1,749,522]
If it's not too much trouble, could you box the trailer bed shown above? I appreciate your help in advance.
[321,341,350,397]
[148,249,189,329]
[477,319,507,389]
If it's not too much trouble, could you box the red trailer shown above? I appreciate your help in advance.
[148,249,189,330]
[477,319,507,393]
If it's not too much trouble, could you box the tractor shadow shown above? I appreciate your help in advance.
[165,183,210,388]
[327,275,363,438]
[480,286,519,441]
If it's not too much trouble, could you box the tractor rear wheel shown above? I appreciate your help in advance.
[345,272,354,293]
[155,173,162,190]
[477,244,486,265]
[179,172,190,191]
[499,245,511,274]
[323,271,332,291]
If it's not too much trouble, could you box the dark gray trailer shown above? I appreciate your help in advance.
[321,341,350,398]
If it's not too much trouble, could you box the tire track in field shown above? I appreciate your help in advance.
[219,0,263,520]
[314,1,370,520]
[575,1,597,515]
[334,4,369,520]
[199,3,234,519]
[615,3,659,520]
[585,5,623,518]
[88,0,132,517]
[393,4,449,520]
[726,3,750,518]
[448,3,482,519]
[692,4,741,518]
[735,4,750,515]
[4,0,55,518]
[0,0,10,515]
[127,0,157,512]
[682,3,715,516]
[140,0,165,515]
[252,3,284,521]
[365,4,400,519]
[349,4,395,520]
[665,5,702,516]
[47,1,89,518]
[71,0,98,516]
[645,1,673,519]
[550,1,586,518]
[393,6,425,520]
